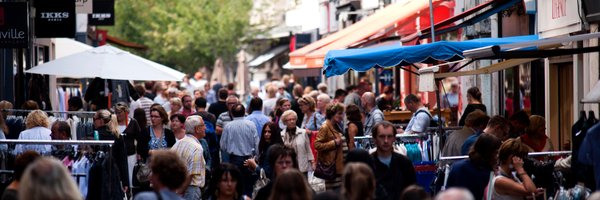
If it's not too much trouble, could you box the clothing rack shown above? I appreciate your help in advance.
[2,108,95,115]
[439,151,572,161]
[355,133,431,140]
[0,139,113,146]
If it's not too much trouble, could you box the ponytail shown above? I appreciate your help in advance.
[108,114,120,138]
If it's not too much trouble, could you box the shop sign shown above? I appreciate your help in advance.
[0,2,29,48]
[76,0,93,14]
[88,0,114,25]
[35,0,76,38]
[537,0,583,38]
[379,69,393,86]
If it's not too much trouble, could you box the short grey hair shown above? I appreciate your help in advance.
[281,110,298,122]
[362,92,376,106]
[434,188,474,200]
[317,93,331,103]
[185,116,203,134]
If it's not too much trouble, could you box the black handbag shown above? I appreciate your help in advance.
[314,148,338,180]
[133,160,151,185]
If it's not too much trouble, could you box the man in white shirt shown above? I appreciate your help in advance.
[403,94,431,134]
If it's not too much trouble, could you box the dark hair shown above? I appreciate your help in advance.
[509,110,530,126]
[67,97,83,110]
[133,108,148,131]
[226,83,235,90]
[344,149,373,168]
[249,97,263,112]
[372,121,397,138]
[325,103,345,120]
[498,138,529,164]
[218,88,228,100]
[258,122,282,155]
[150,150,188,190]
[144,81,155,91]
[465,110,489,127]
[150,107,169,125]
[334,89,347,99]
[230,103,245,118]
[404,94,420,104]
[346,104,361,122]
[469,133,501,170]
[487,115,510,129]
[270,169,312,200]
[345,85,356,92]
[22,100,39,110]
[274,98,290,117]
[268,144,299,169]
[399,185,431,200]
[169,113,186,124]
[208,163,243,199]
[182,95,192,102]
[194,97,207,109]
[14,151,41,181]
[467,87,482,102]
[52,121,72,139]
[135,84,146,96]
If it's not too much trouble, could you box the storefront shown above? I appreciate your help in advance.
[537,0,592,150]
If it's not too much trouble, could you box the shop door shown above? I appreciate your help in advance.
[549,62,573,151]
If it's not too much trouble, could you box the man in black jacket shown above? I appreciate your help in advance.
[371,121,417,200]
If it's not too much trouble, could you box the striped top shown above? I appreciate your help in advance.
[171,135,205,187]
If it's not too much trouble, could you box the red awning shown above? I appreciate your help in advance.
[289,0,445,68]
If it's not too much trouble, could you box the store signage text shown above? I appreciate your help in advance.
[0,2,29,48]
[40,12,70,21]
[0,29,25,39]
[552,0,567,19]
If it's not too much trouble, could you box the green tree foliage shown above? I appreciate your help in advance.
[107,0,253,73]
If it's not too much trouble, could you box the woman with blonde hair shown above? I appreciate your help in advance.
[517,115,554,152]
[342,163,376,200]
[169,97,183,117]
[269,169,312,200]
[14,110,52,155]
[89,109,130,199]
[19,157,82,200]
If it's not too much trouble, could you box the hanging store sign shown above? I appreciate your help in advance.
[35,0,76,38]
[537,0,583,38]
[88,0,114,26]
[76,0,93,14]
[0,2,29,48]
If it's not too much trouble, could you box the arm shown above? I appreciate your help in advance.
[314,128,337,152]
[495,157,537,196]
[347,123,357,151]
[220,128,228,153]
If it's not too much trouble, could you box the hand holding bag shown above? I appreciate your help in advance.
[314,143,339,180]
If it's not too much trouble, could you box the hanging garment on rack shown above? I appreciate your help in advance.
[72,155,91,199]
[578,122,600,191]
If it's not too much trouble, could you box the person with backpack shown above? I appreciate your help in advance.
[362,92,384,136]
[403,94,431,134]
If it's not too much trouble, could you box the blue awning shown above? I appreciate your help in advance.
[323,35,539,77]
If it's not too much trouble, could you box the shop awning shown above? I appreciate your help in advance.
[323,35,538,77]
[288,0,444,68]
[249,45,289,67]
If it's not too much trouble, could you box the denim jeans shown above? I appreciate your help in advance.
[183,185,201,200]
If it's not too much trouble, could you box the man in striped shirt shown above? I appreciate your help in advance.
[172,117,205,200]
[129,85,154,123]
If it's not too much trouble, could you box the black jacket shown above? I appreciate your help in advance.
[122,118,141,156]
[371,152,417,200]
[87,126,130,200]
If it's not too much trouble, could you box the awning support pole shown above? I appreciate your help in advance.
[398,66,420,76]
[435,78,445,149]
[450,59,476,72]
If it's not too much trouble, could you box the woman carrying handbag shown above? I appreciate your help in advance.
[314,103,347,190]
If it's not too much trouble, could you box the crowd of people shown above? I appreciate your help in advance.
[0,76,598,200]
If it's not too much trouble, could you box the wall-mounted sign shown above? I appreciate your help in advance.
[88,0,114,25]
[76,0,93,14]
[35,0,76,38]
[537,0,583,38]
[0,2,29,48]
